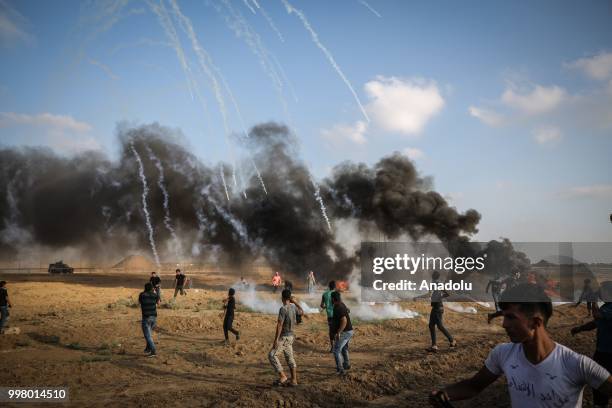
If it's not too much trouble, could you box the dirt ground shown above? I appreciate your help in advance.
[0,272,601,407]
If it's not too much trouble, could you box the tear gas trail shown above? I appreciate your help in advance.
[147,0,197,101]
[130,143,161,266]
[215,0,288,116]
[311,176,332,231]
[358,0,382,18]
[242,0,256,14]
[219,164,230,201]
[145,144,182,259]
[168,0,240,194]
[281,0,370,122]
[255,1,286,43]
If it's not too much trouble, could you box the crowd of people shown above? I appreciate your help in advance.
[1,268,611,407]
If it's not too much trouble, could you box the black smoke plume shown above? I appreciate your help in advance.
[0,122,483,279]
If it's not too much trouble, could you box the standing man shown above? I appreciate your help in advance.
[575,278,597,317]
[331,291,353,375]
[429,283,612,408]
[427,271,457,352]
[268,289,303,386]
[149,272,162,300]
[223,288,240,345]
[571,281,612,408]
[307,271,316,294]
[320,281,336,352]
[173,268,187,298]
[486,276,503,323]
[0,281,12,334]
[138,282,160,357]
[272,272,281,293]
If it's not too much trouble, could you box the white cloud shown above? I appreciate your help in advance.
[501,85,567,115]
[0,112,92,132]
[468,106,504,126]
[0,112,99,153]
[0,0,33,47]
[321,120,367,145]
[559,185,612,199]
[364,76,444,135]
[565,51,612,81]
[402,147,424,160]
[532,125,562,145]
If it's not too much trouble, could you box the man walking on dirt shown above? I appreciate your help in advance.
[223,288,240,345]
[173,269,187,298]
[321,281,336,352]
[429,283,612,408]
[0,281,12,334]
[138,282,160,357]
[331,291,353,375]
[150,272,162,300]
[269,289,303,386]
[427,271,457,352]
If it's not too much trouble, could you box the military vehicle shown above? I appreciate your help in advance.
[48,261,74,274]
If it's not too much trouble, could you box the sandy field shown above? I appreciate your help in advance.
[0,272,601,407]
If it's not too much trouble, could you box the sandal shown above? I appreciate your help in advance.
[272,379,288,387]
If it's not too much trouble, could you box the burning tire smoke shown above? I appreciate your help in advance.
[0,122,481,279]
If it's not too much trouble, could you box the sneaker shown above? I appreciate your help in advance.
[336,369,346,376]
[426,345,439,352]
[343,364,351,370]
[147,352,157,358]
[450,340,457,348]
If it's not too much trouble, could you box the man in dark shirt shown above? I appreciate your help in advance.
[428,271,456,352]
[173,269,187,298]
[149,272,162,300]
[0,281,12,334]
[138,282,160,357]
[572,281,612,407]
[331,291,353,375]
[223,288,240,345]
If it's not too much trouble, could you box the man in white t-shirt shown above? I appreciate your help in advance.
[429,283,612,408]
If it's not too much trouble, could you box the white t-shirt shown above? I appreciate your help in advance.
[485,342,610,408]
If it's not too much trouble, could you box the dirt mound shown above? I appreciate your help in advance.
[112,254,155,271]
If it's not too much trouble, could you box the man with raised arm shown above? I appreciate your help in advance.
[429,283,612,408]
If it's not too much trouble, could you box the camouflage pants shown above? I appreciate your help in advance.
[268,335,296,373]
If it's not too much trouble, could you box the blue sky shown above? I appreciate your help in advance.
[1,0,611,242]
